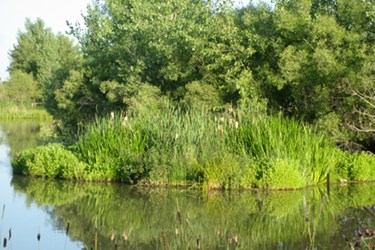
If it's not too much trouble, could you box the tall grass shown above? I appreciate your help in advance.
[12,103,375,189]
[69,105,343,189]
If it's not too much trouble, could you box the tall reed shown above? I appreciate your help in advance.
[12,102,374,189]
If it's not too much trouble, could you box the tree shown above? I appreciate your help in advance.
[257,0,374,150]
[0,70,41,106]
[8,18,83,121]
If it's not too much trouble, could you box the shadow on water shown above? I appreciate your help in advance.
[10,176,375,250]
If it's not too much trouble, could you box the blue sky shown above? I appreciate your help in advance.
[0,0,257,81]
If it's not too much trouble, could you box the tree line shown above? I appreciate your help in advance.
[1,0,374,151]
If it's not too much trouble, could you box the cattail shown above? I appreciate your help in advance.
[303,196,310,223]
[37,226,41,242]
[122,115,128,127]
[122,230,128,241]
[161,229,168,250]
[1,204,4,220]
[3,237,7,248]
[196,237,201,250]
[177,210,182,225]
[8,228,11,241]
[111,229,115,241]
[66,222,70,235]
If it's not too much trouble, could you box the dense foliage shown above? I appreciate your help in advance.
[3,0,374,150]
[4,0,374,187]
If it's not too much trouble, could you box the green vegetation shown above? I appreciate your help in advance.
[13,144,87,179]
[3,0,375,188]
[0,70,51,120]
[12,105,375,189]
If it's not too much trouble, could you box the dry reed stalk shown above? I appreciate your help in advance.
[196,237,201,250]
[176,199,182,225]
[64,222,70,250]
[161,228,169,250]
[1,204,4,220]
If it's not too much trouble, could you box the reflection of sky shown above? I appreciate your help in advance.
[0,125,83,250]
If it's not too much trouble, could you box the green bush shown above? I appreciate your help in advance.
[259,159,307,189]
[13,143,87,179]
[332,151,375,182]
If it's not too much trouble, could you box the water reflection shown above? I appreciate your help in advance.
[0,121,83,250]
[10,177,375,250]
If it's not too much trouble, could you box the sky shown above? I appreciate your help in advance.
[0,0,256,81]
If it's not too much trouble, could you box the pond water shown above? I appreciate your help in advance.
[0,121,375,250]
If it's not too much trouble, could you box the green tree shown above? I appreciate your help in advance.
[0,70,41,106]
[8,18,83,123]
[67,0,257,116]
[250,0,375,150]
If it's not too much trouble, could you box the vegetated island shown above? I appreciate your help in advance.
[3,0,374,190]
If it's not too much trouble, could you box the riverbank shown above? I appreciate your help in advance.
[11,106,375,190]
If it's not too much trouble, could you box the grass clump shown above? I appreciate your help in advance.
[72,116,149,182]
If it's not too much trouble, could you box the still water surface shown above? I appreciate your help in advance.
[0,121,375,250]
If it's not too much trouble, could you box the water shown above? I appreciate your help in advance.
[1,121,375,249]
[0,121,83,249]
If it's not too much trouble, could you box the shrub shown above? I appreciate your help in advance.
[259,159,307,189]
[13,143,86,179]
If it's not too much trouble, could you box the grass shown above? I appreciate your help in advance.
[11,104,375,189]
[0,105,51,120]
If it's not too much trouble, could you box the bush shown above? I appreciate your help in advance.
[13,143,87,179]
[258,159,307,189]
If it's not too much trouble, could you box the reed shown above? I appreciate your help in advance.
[12,103,375,189]
[0,204,4,242]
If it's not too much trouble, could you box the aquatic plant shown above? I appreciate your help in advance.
[11,104,375,189]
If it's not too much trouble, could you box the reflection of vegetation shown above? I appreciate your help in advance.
[0,121,48,155]
[11,177,375,249]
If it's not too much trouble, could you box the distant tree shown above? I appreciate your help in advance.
[0,70,41,106]
[8,18,83,118]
